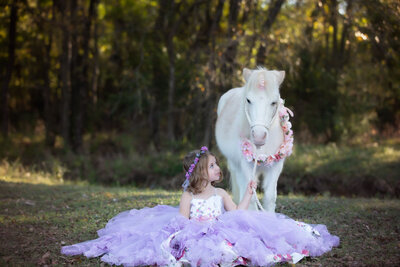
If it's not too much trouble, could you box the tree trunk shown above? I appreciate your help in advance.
[90,1,100,107]
[149,0,170,150]
[69,0,83,152]
[202,0,224,148]
[70,0,99,152]
[221,0,241,89]
[42,1,56,147]
[339,0,353,65]
[166,0,206,143]
[256,0,285,65]
[59,0,72,148]
[166,0,176,142]
[167,35,176,142]
[1,0,18,138]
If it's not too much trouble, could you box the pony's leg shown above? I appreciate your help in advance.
[262,160,284,212]
[240,160,258,210]
[228,160,241,204]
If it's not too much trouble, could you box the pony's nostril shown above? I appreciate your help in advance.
[251,129,255,137]
[262,132,266,139]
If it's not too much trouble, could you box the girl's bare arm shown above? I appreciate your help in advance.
[220,181,257,211]
[179,191,191,218]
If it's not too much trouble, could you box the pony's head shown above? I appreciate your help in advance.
[243,67,285,146]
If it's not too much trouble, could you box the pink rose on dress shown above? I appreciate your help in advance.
[302,249,309,256]
[225,240,233,247]
[170,237,186,260]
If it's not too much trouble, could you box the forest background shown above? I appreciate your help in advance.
[0,0,399,197]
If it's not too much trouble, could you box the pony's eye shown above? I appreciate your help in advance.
[246,98,252,104]
[271,102,277,106]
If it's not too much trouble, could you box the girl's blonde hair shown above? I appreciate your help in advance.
[183,150,223,194]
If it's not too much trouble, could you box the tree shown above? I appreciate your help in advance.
[1,0,18,138]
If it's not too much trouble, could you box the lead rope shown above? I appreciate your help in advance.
[248,147,265,211]
[248,141,265,211]
[245,101,281,212]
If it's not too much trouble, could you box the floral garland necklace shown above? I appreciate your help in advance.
[241,99,294,166]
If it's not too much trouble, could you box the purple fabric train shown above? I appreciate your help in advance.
[62,194,339,266]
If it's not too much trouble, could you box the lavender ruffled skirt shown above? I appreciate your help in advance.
[61,205,339,266]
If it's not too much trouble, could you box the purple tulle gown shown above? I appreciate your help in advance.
[61,190,339,266]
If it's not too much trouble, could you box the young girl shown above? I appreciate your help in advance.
[62,146,339,266]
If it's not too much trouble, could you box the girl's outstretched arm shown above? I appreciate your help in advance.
[220,181,257,211]
[179,191,191,219]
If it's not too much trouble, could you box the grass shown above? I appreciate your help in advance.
[0,175,399,266]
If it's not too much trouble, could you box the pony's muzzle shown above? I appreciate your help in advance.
[251,126,268,146]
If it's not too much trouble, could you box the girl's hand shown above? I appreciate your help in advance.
[247,180,257,195]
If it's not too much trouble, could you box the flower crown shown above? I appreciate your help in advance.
[182,146,208,190]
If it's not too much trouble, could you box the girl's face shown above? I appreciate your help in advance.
[206,155,221,182]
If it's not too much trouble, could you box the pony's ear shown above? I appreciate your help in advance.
[275,70,285,85]
[243,68,252,82]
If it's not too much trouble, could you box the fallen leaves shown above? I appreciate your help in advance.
[37,251,51,265]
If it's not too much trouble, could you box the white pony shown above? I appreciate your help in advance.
[215,67,293,212]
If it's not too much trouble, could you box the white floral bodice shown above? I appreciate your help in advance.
[189,190,223,221]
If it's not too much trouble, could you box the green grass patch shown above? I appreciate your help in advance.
[0,176,399,266]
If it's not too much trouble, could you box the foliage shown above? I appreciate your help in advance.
[0,133,399,197]
[280,139,400,197]
[0,0,399,148]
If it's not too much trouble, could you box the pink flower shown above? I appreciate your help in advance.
[302,249,309,256]
[243,149,252,156]
[258,154,267,162]
[245,154,253,162]
[241,140,253,151]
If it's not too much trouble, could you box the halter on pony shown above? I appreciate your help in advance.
[244,75,280,142]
